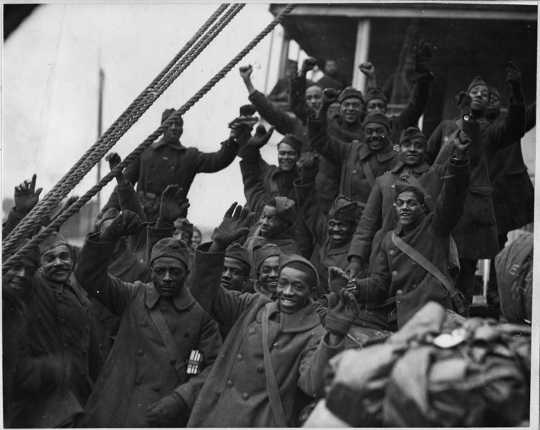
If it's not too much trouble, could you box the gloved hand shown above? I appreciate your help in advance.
[100,209,142,242]
[414,40,434,75]
[345,257,367,280]
[324,289,360,337]
[158,185,189,222]
[14,174,42,214]
[301,57,318,75]
[211,202,253,251]
[146,392,189,427]
[237,124,274,159]
[505,61,524,104]
[296,151,319,183]
[358,61,375,78]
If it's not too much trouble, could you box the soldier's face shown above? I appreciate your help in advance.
[340,97,364,124]
[400,138,426,166]
[164,119,183,141]
[327,218,354,246]
[364,123,388,152]
[221,257,250,292]
[40,244,74,284]
[366,98,387,115]
[468,85,489,111]
[277,142,299,172]
[191,230,202,248]
[257,255,280,297]
[394,191,425,227]
[4,263,33,292]
[305,86,323,113]
[151,257,188,297]
[276,266,311,313]
[259,205,287,238]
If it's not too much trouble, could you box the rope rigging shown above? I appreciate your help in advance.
[3,3,242,256]
[3,4,296,271]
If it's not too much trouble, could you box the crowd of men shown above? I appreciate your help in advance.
[2,41,535,427]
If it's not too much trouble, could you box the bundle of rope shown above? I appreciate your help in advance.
[3,3,241,257]
[3,4,296,271]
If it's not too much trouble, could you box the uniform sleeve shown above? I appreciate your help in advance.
[174,311,222,408]
[249,90,298,135]
[308,116,349,166]
[124,158,140,186]
[432,158,470,236]
[486,99,525,151]
[195,139,239,174]
[240,155,270,215]
[395,74,432,131]
[115,182,146,221]
[2,207,28,237]
[290,75,308,125]
[74,232,139,316]
[297,327,344,398]
[354,238,392,306]
[190,245,258,327]
[525,102,536,132]
[348,180,384,263]
[294,179,326,243]
[426,122,444,165]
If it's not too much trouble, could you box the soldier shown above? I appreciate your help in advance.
[309,109,398,204]
[75,211,222,427]
[352,130,472,329]
[121,108,240,221]
[185,203,355,427]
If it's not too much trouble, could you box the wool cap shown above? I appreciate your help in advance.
[362,112,391,131]
[467,76,488,93]
[279,134,303,154]
[399,126,427,146]
[225,242,251,271]
[328,195,359,222]
[150,237,190,269]
[269,196,297,226]
[279,253,320,290]
[337,86,364,104]
[161,108,184,126]
[253,243,281,274]
[365,87,388,104]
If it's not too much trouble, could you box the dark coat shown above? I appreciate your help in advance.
[309,116,398,204]
[355,158,469,328]
[348,161,446,269]
[249,89,339,214]
[187,247,341,427]
[15,272,101,427]
[124,137,238,219]
[488,103,536,236]
[429,101,525,259]
[75,233,222,427]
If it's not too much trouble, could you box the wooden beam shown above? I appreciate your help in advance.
[352,19,371,91]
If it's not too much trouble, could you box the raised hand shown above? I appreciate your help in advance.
[14,174,43,213]
[296,151,319,182]
[229,116,257,141]
[158,185,189,223]
[211,202,253,251]
[358,61,375,77]
[237,125,274,159]
[345,256,367,280]
[239,65,253,82]
[301,57,318,74]
[324,289,360,339]
[100,209,143,242]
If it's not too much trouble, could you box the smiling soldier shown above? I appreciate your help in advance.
[186,203,347,427]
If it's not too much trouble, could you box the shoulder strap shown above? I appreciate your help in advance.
[362,159,376,186]
[261,304,287,427]
[148,305,184,378]
[391,232,459,297]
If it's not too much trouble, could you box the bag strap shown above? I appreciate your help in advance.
[261,304,287,427]
[391,232,460,298]
[362,159,376,187]
[148,305,184,378]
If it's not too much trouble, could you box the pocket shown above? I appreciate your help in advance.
[466,188,496,227]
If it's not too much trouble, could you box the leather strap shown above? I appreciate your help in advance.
[391,232,460,298]
[362,159,376,187]
[261,304,287,427]
[148,305,183,378]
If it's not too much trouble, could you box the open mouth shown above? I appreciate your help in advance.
[220,279,231,289]
[280,297,297,308]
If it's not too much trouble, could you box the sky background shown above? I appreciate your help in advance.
[3,3,289,230]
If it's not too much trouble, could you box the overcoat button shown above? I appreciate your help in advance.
[226,379,233,387]
[256,365,264,374]
[242,392,249,400]
[137,349,144,356]
[237,353,243,360]
[392,270,398,276]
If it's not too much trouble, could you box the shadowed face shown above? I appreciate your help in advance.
[151,257,188,297]
[468,84,489,111]
[327,218,354,247]
[40,244,74,284]
[394,191,425,227]
[259,205,288,238]
[276,266,311,313]
[257,255,280,297]
[400,137,426,166]
[277,142,299,172]
[364,123,388,152]
[340,97,363,124]
[366,98,387,115]
[305,85,323,113]
[221,257,250,292]
[164,118,183,142]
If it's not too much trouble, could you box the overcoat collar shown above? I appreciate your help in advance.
[145,283,194,311]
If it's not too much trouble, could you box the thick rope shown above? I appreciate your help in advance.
[3,4,241,256]
[3,4,295,271]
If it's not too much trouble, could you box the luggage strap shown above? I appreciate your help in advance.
[391,232,460,299]
[261,304,287,427]
[148,305,184,378]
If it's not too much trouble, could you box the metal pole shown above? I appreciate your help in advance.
[96,68,105,210]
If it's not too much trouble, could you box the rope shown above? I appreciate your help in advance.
[3,3,240,257]
[3,4,295,271]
